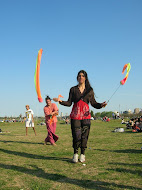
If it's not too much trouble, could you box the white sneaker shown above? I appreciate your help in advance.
[72,153,79,163]
[80,154,85,162]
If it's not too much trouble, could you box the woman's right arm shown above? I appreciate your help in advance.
[59,87,73,107]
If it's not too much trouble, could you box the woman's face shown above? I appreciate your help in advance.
[46,99,51,106]
[77,72,86,84]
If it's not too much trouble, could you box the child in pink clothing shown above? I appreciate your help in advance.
[44,96,59,146]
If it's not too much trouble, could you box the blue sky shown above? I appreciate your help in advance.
[0,0,142,117]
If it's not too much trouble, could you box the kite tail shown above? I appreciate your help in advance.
[34,48,43,103]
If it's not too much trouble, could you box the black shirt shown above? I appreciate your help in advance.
[60,85,102,109]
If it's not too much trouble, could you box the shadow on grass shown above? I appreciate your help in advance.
[0,148,72,163]
[0,140,43,145]
[0,163,141,190]
[135,143,142,144]
[0,133,12,136]
[107,168,142,177]
[95,148,142,154]
[0,134,29,137]
[93,149,106,152]
[112,149,142,154]
[109,162,142,167]
[124,131,133,133]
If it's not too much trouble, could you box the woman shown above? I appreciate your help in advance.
[54,70,107,162]
[44,96,59,146]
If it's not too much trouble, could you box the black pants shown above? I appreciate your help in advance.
[71,119,91,154]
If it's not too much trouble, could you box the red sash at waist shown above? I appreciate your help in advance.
[70,99,91,120]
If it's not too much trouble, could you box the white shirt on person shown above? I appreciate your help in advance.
[25,109,34,121]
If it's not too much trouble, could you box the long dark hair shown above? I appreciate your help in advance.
[77,70,92,91]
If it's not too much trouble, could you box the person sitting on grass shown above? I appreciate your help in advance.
[132,117,142,132]
[65,118,70,124]
[126,118,135,129]
[121,118,128,124]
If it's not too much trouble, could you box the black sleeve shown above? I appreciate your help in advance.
[59,87,74,107]
[89,91,102,109]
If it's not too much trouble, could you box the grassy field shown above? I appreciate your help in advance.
[0,120,142,190]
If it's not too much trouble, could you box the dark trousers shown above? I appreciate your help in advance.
[71,119,91,154]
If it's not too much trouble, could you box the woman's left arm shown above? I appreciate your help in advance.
[90,91,107,109]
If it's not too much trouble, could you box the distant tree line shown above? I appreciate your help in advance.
[90,110,142,119]
[91,110,114,118]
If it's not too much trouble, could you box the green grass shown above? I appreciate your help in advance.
[0,120,142,190]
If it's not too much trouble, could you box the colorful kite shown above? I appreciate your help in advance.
[57,94,64,101]
[34,48,43,102]
[120,63,131,85]
[107,63,131,103]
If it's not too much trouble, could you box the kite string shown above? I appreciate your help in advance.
[107,84,121,104]
[58,97,59,110]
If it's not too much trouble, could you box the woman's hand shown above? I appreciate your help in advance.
[53,94,63,102]
[53,98,59,102]
[101,101,107,108]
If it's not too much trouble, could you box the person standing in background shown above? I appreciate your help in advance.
[25,105,37,136]
[44,96,59,146]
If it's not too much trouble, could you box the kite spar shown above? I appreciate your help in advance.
[34,48,43,103]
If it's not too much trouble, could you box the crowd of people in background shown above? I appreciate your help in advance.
[122,116,142,132]
[102,116,110,122]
